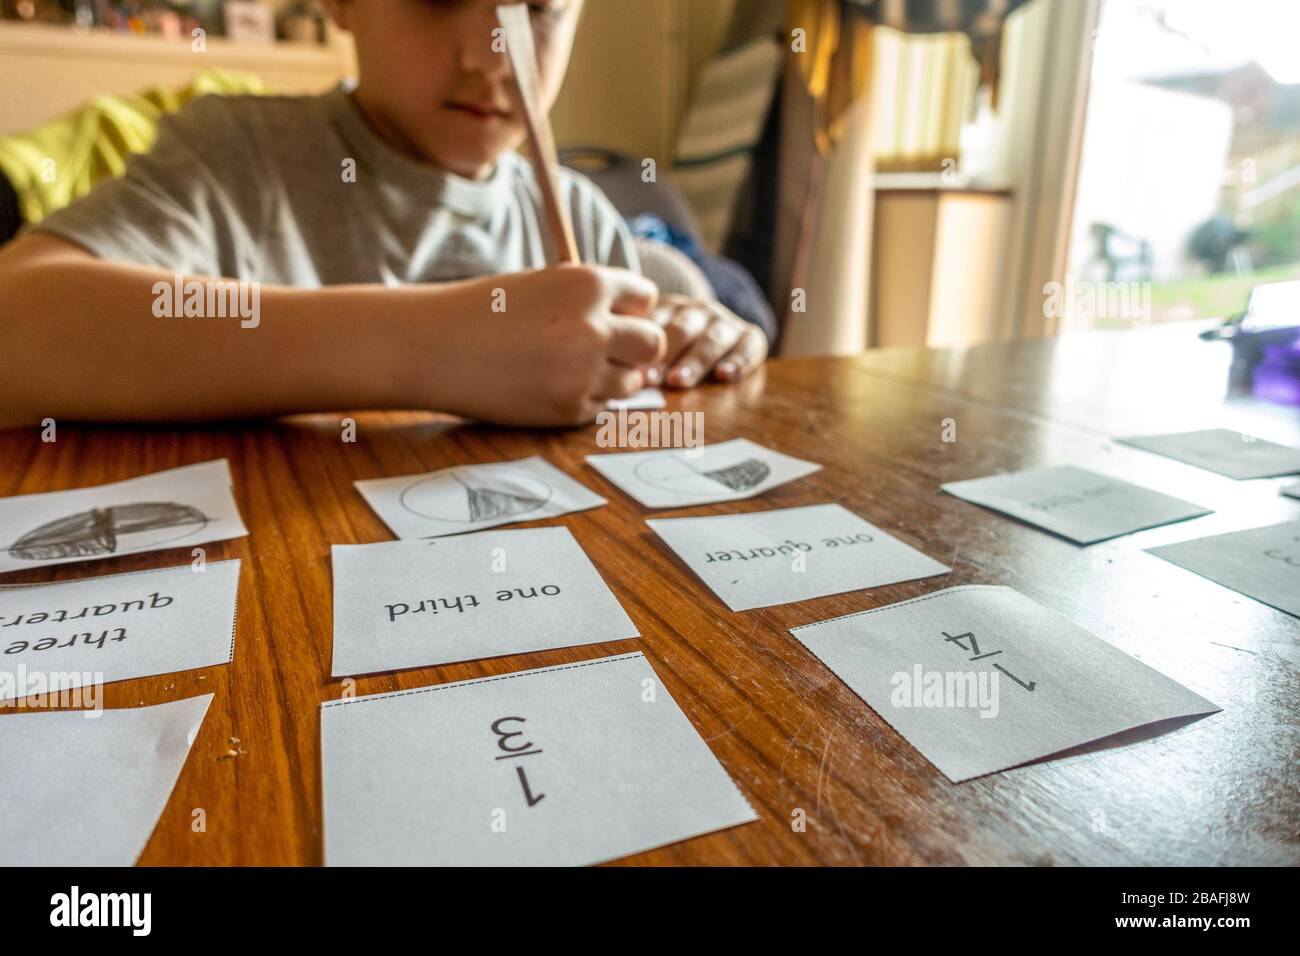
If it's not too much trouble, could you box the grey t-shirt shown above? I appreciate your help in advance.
[32,87,638,284]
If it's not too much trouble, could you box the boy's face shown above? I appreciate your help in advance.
[325,0,583,179]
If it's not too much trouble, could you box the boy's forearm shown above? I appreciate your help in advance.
[0,237,446,426]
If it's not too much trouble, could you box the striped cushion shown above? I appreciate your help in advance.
[673,37,783,253]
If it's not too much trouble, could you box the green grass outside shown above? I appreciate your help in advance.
[1147,262,1300,323]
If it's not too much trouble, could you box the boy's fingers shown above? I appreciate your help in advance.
[605,315,667,367]
[593,364,645,401]
[604,268,659,318]
[712,326,768,382]
[644,302,710,386]
[666,315,742,388]
[658,303,711,369]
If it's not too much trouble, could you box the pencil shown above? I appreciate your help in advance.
[496,3,582,266]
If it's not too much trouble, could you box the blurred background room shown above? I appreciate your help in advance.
[2,0,1297,363]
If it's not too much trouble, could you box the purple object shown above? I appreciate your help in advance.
[1252,336,1300,406]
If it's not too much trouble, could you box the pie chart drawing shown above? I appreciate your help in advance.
[8,502,211,561]
[632,456,771,498]
[399,470,553,524]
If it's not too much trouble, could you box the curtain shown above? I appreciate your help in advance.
[872,29,979,172]
[774,0,1030,356]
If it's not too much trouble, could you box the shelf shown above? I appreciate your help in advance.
[0,20,351,75]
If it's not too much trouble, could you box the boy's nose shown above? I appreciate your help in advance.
[456,6,513,81]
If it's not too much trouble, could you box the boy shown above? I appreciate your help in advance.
[0,0,767,428]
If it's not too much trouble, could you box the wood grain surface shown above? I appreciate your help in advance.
[1,321,1296,866]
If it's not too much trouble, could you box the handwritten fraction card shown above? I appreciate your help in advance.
[0,694,212,865]
[647,503,949,611]
[1117,429,1300,480]
[941,465,1211,545]
[320,652,756,865]
[0,459,247,575]
[0,560,240,701]
[585,438,821,508]
[355,455,606,539]
[790,586,1219,782]
[331,528,637,675]
[1147,520,1300,619]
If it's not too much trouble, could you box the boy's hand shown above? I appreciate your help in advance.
[648,295,769,389]
[434,265,666,427]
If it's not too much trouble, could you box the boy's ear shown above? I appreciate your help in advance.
[319,0,352,31]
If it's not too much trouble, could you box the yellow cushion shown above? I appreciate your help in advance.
[0,69,266,226]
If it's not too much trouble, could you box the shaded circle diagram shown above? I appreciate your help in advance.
[632,457,771,497]
[9,502,210,561]
[399,470,553,524]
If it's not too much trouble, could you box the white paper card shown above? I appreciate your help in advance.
[0,560,239,700]
[355,456,605,539]
[1147,520,1300,619]
[941,465,1211,545]
[318,650,759,868]
[332,528,637,675]
[0,460,246,575]
[791,586,1219,782]
[1283,482,1300,500]
[586,438,821,508]
[321,652,756,865]
[608,387,666,411]
[0,694,212,865]
[647,503,950,611]
[1117,429,1300,480]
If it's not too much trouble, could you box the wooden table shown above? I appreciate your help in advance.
[2,322,1297,866]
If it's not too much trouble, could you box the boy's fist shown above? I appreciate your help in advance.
[437,265,666,427]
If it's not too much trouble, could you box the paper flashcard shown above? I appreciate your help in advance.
[0,560,240,701]
[320,652,757,865]
[608,387,666,411]
[941,465,1211,545]
[0,460,247,575]
[1117,429,1300,480]
[355,456,606,540]
[585,438,821,508]
[1147,520,1300,619]
[790,586,1219,782]
[0,694,212,865]
[331,528,637,675]
[647,503,950,611]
